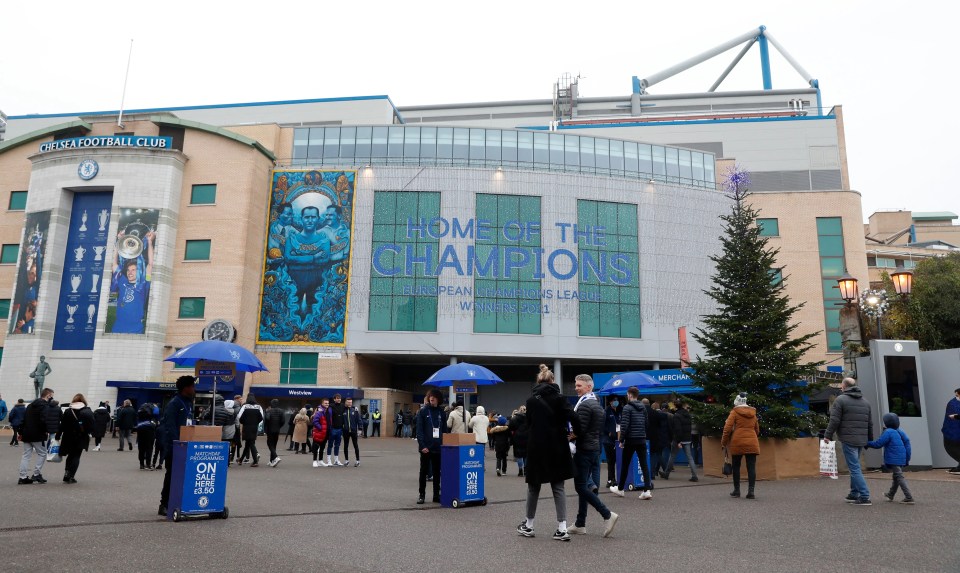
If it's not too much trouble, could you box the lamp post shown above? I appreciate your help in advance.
[836,272,863,377]
[890,265,914,298]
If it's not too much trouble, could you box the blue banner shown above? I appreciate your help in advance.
[8,211,50,334]
[172,441,229,516]
[52,192,113,350]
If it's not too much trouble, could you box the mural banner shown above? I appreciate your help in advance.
[104,207,159,334]
[8,211,51,335]
[257,170,355,345]
[52,192,114,349]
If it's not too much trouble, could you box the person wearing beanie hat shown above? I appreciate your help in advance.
[866,413,914,503]
[721,392,760,499]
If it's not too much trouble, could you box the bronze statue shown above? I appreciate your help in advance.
[29,356,51,399]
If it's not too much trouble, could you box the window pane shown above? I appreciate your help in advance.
[595,139,609,170]
[388,126,404,158]
[178,297,206,319]
[652,146,666,177]
[404,126,420,157]
[184,239,211,261]
[816,217,843,236]
[818,235,844,257]
[502,130,518,162]
[293,128,309,161]
[624,142,639,173]
[610,140,624,172]
[820,257,845,276]
[453,128,469,161]
[307,128,324,160]
[665,147,679,180]
[437,127,453,159]
[638,143,652,175]
[827,330,843,352]
[469,128,485,162]
[355,126,372,158]
[420,127,436,159]
[518,132,533,164]
[190,184,217,205]
[579,137,595,169]
[8,191,27,211]
[757,218,779,236]
[371,127,388,157]
[0,298,9,319]
[339,126,356,158]
[679,149,692,182]
[323,127,340,158]
[1,244,19,264]
[533,133,549,165]
[485,129,501,162]
[549,133,564,166]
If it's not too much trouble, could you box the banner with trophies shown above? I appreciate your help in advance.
[8,211,51,335]
[104,207,159,334]
[52,192,113,350]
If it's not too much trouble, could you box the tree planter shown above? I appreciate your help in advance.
[702,436,820,480]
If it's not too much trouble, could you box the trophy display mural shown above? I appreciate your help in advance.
[257,170,355,345]
[105,208,158,334]
[9,211,50,335]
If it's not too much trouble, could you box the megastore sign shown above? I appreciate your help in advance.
[39,136,173,153]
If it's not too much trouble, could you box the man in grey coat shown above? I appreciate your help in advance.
[824,377,875,505]
[567,375,618,538]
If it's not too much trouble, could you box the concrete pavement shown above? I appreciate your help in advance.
[1,434,957,572]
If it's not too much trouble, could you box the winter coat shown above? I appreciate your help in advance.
[416,405,448,453]
[238,404,264,440]
[264,406,285,435]
[44,400,62,434]
[329,402,346,429]
[574,396,603,452]
[56,402,95,456]
[216,400,237,440]
[721,406,761,455]
[942,397,960,442]
[343,406,361,434]
[93,406,110,439]
[619,400,647,443]
[312,407,329,443]
[0,399,7,421]
[489,424,512,456]
[673,408,694,442]
[158,395,194,450]
[867,413,912,466]
[9,403,27,428]
[524,382,580,485]
[447,406,471,434]
[468,406,489,444]
[136,404,157,431]
[117,405,137,431]
[824,386,874,446]
[602,405,619,445]
[509,412,529,458]
[293,413,310,443]
[21,398,49,443]
[645,405,669,450]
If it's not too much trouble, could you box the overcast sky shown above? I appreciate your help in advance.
[2,1,955,223]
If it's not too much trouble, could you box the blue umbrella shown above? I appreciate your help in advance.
[597,371,661,395]
[164,340,268,373]
[423,362,503,386]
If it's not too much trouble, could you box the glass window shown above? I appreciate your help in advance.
[818,235,845,257]
[453,128,469,161]
[652,146,666,178]
[679,149,692,182]
[549,133,564,167]
[437,127,453,159]
[0,245,18,265]
[184,239,211,261]
[579,137,595,169]
[638,143,652,175]
[355,126,372,158]
[339,126,356,158]
[884,356,922,417]
[485,129,501,162]
[371,127,388,157]
[704,156,715,184]
[0,298,9,319]
[404,126,420,157]
[756,218,779,237]
[564,134,579,167]
[420,127,436,159]
[665,147,679,181]
[533,133,549,165]
[875,257,896,268]
[816,217,843,236]
[624,142,639,173]
[307,127,324,160]
[323,127,340,158]
[190,184,216,205]
[595,139,609,171]
[388,126,404,158]
[518,132,534,164]
[293,128,309,162]
[502,130,518,163]
[610,140,624,173]
[9,191,28,211]
[820,257,845,276]
[178,297,205,319]
[280,352,318,385]
[470,129,486,162]
[692,152,705,182]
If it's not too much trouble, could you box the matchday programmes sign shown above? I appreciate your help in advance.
[39,136,172,153]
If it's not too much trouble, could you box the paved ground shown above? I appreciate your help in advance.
[0,434,958,572]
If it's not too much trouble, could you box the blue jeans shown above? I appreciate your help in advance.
[573,450,611,527]
[326,429,342,456]
[841,443,869,500]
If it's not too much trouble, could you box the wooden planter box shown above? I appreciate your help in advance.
[702,436,820,480]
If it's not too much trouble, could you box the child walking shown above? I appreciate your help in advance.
[866,413,915,504]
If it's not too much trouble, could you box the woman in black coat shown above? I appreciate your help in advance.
[92,403,111,451]
[56,394,95,484]
[516,365,581,541]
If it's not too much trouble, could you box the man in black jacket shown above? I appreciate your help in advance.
[18,388,55,484]
[611,387,653,499]
[342,397,361,466]
[823,377,875,505]
[116,400,137,451]
[668,400,698,482]
[416,389,447,504]
[264,399,285,468]
[568,375,618,538]
[158,376,195,516]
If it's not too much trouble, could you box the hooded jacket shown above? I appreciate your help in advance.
[619,400,647,443]
[238,402,264,440]
[524,382,580,485]
[446,405,471,434]
[942,396,960,442]
[56,402,95,456]
[93,405,111,438]
[673,407,694,443]
[44,400,62,434]
[824,385,874,446]
[508,412,529,458]
[218,400,237,440]
[489,420,512,455]
[9,403,26,428]
[468,406,489,444]
[312,406,329,442]
[867,413,911,466]
[22,397,51,443]
[293,409,310,443]
[264,400,285,434]
[721,405,760,455]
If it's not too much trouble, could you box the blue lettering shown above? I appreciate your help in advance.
[467,245,500,278]
[547,249,578,280]
[452,218,475,239]
[372,245,401,276]
[502,221,523,242]
[406,218,428,239]
[405,244,434,276]
[502,247,530,278]
[477,219,493,241]
[610,254,633,286]
[428,217,449,239]
[580,251,608,283]
[436,245,465,275]
[532,248,545,279]
[594,226,606,246]
[555,222,571,243]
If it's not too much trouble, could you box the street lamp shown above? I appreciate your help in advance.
[890,265,913,297]
[837,272,859,303]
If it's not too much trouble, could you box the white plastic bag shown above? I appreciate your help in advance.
[819,439,838,479]
[46,439,62,463]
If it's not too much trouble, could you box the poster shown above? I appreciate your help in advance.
[257,170,355,345]
[52,192,114,349]
[104,207,159,334]
[8,211,51,335]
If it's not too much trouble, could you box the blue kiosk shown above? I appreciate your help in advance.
[168,437,230,521]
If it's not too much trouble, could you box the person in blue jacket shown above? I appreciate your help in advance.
[866,413,914,504]
[942,388,960,474]
[157,376,195,517]
[9,399,26,446]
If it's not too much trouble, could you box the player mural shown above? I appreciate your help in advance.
[104,207,158,334]
[257,170,354,345]
[8,211,50,334]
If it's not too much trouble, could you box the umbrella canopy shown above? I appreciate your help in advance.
[423,362,503,387]
[596,371,662,395]
[163,340,268,373]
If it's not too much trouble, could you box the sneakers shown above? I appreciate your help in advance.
[689,475,699,482]
[94,445,101,452]
[946,467,960,475]
[354,461,360,467]
[496,469,502,477]
[312,461,320,468]
[129,443,133,451]
[158,505,167,516]
[32,474,47,484]
[250,459,259,468]
[17,477,33,485]
[901,498,915,504]
[639,490,653,500]
[334,459,345,466]
[609,485,624,497]
[516,522,535,537]
[884,492,895,502]
[845,493,858,503]
[567,525,587,535]
[417,497,425,505]
[552,529,571,542]
[268,458,281,467]
[854,498,872,506]
[603,512,619,538]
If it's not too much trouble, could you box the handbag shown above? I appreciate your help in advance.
[47,438,62,463]
[722,447,732,476]
[819,439,838,479]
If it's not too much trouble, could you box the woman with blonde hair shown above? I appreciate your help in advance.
[56,393,95,484]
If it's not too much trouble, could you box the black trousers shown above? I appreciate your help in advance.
[64,450,83,478]
[372,422,381,437]
[419,451,441,498]
[10,426,20,445]
[618,440,651,491]
[160,452,174,507]
[603,441,617,483]
[267,432,280,462]
[138,427,155,467]
[732,453,757,492]
[313,439,327,461]
[240,437,259,463]
[344,431,360,461]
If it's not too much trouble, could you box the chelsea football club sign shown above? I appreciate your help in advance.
[39,136,173,153]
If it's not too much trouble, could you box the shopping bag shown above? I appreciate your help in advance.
[46,439,63,463]
[819,439,838,479]
[722,447,732,476]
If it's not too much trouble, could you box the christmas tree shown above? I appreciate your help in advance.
[688,167,826,439]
